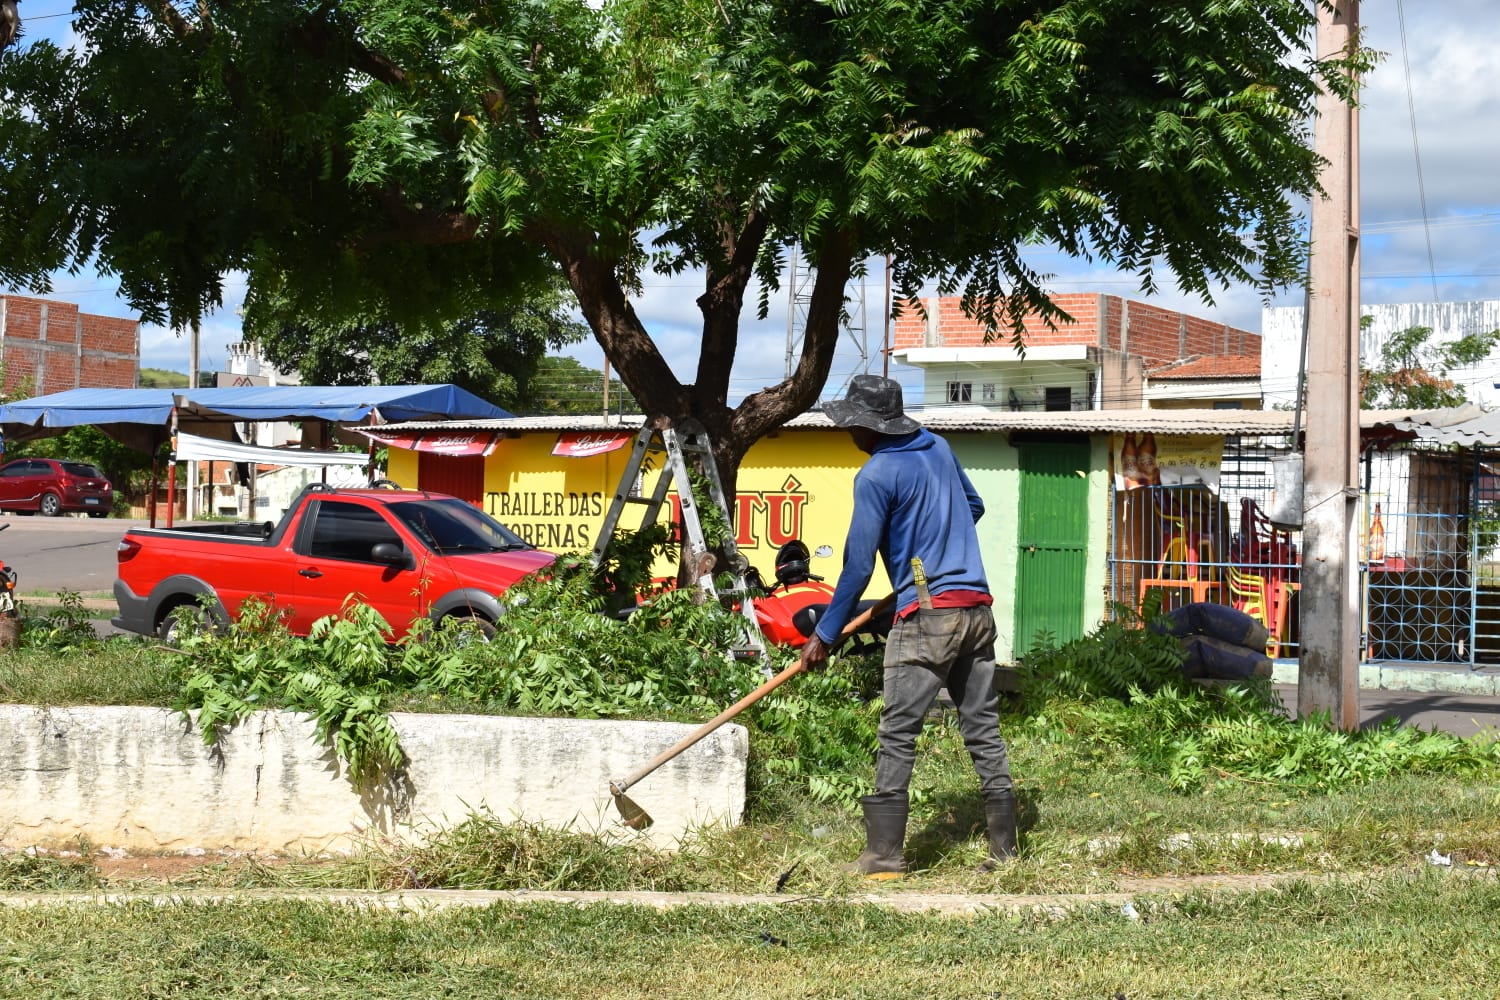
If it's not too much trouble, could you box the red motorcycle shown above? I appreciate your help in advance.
[0,524,17,645]
[745,540,891,652]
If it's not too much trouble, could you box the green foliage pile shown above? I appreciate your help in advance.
[357,810,704,893]
[1016,602,1187,703]
[172,599,410,781]
[0,853,101,891]
[1019,604,1500,792]
[18,592,105,653]
[1054,685,1500,792]
[170,569,880,806]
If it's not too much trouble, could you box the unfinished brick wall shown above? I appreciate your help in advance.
[0,295,138,396]
[891,292,1258,367]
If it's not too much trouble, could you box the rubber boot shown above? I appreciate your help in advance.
[977,790,1018,872]
[843,793,907,879]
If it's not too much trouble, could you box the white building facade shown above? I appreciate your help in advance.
[1262,299,1500,410]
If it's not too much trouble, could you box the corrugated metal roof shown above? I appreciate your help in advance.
[1389,406,1500,447]
[375,404,1482,438]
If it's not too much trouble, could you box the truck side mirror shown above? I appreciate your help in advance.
[370,542,413,569]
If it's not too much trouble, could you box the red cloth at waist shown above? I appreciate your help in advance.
[896,589,993,621]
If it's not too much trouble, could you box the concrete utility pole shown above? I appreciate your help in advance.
[186,321,200,521]
[1298,0,1361,730]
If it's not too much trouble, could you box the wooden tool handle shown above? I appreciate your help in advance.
[612,660,801,795]
[611,593,894,795]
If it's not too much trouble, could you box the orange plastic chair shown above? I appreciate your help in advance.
[1226,565,1279,658]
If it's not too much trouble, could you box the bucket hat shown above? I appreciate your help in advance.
[823,374,919,435]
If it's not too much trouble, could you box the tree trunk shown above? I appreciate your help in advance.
[549,221,855,564]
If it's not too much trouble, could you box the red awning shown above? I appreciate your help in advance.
[552,431,635,458]
[362,429,501,457]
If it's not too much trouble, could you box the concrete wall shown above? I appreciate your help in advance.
[0,294,139,395]
[948,433,1020,659]
[946,432,1112,662]
[0,706,747,854]
[1262,299,1500,410]
[894,293,1260,369]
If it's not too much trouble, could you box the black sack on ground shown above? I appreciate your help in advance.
[1147,602,1273,681]
[1178,634,1273,680]
[1149,601,1270,652]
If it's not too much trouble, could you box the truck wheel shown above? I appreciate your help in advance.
[446,614,496,644]
[159,604,210,645]
[39,492,62,517]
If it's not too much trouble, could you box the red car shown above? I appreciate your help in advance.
[114,485,557,641]
[0,458,113,517]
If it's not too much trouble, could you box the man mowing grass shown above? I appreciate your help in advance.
[799,374,1018,876]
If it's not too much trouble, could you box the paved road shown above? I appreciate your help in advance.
[1271,685,1500,740]
[0,513,147,596]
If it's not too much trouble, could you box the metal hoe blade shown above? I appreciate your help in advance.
[605,593,895,831]
[609,781,654,830]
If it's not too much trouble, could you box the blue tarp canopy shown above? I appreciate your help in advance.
[0,385,512,452]
[0,388,178,431]
[172,384,511,424]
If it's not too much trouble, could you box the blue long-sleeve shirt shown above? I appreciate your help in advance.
[814,428,989,644]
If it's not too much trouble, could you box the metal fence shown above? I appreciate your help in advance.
[1108,437,1500,667]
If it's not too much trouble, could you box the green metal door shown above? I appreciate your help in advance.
[1014,440,1091,653]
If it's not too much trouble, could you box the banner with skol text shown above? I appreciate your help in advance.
[1113,432,1224,491]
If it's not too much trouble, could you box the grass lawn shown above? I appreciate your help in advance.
[6,620,1500,997]
[1,870,1497,998]
[5,638,1500,897]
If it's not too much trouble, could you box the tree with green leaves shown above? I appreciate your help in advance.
[525,356,637,416]
[0,1,1366,494]
[1360,323,1500,410]
[244,288,589,411]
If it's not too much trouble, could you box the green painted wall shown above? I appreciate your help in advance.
[947,433,1111,662]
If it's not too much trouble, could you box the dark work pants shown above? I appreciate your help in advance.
[873,604,1013,800]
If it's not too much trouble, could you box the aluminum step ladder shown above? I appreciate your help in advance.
[590,418,765,659]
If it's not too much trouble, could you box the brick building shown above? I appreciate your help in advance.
[0,294,139,397]
[890,292,1261,411]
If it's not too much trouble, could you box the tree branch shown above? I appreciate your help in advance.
[288,3,407,87]
[349,189,480,248]
[694,208,770,406]
[730,227,854,445]
[538,226,686,417]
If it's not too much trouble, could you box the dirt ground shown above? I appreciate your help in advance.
[92,854,258,883]
[48,851,343,888]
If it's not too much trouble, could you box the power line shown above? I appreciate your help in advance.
[1396,0,1440,302]
[1362,212,1500,235]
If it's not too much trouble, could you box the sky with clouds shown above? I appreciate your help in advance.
[9,2,1500,405]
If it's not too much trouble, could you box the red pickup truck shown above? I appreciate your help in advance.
[112,484,556,641]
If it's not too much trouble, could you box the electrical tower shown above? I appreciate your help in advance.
[783,249,872,393]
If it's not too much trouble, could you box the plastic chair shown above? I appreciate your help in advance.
[1226,565,1281,658]
[1152,490,1217,581]
[1237,497,1296,567]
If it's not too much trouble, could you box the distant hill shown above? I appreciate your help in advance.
[138,368,189,388]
